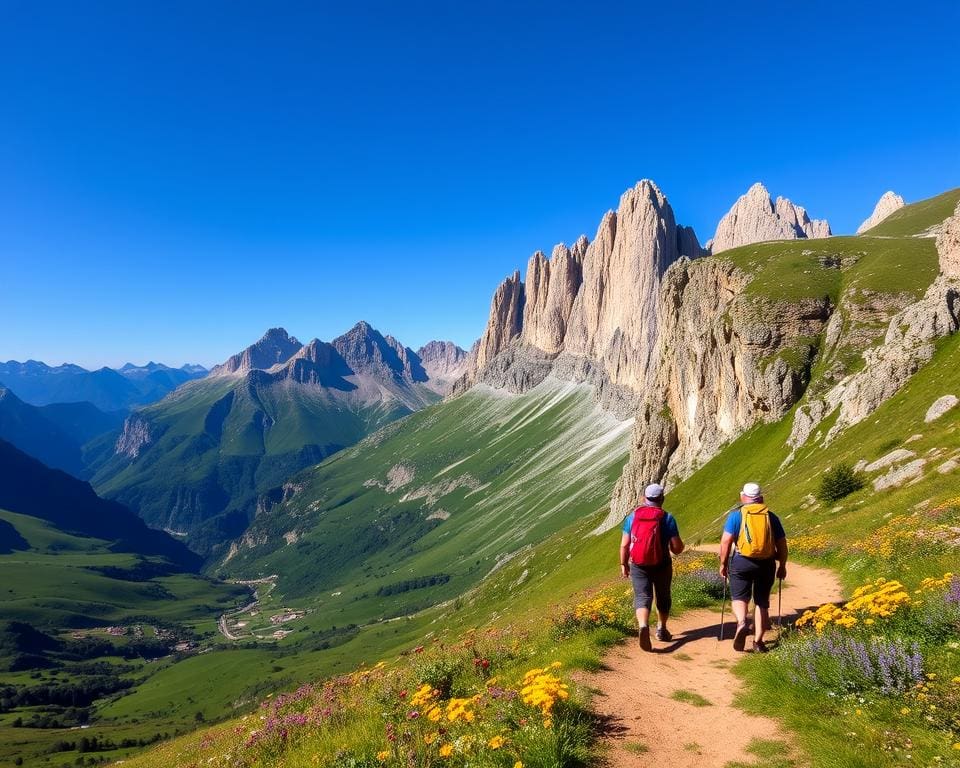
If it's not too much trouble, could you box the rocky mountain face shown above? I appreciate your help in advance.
[458,180,706,404]
[332,321,427,384]
[857,191,906,234]
[417,341,469,394]
[97,322,443,553]
[460,181,958,530]
[708,182,831,254]
[210,328,303,376]
[474,270,526,373]
[938,200,960,278]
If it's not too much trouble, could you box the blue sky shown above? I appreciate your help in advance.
[1,1,958,368]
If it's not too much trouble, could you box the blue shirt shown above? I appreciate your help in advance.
[622,508,680,550]
[723,507,786,540]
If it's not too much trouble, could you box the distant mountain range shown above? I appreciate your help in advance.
[0,360,208,412]
[92,322,466,555]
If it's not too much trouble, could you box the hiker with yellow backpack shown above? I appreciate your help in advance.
[718,482,788,653]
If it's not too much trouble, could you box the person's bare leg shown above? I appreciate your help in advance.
[636,607,650,630]
[754,606,770,642]
[732,599,750,650]
[732,599,748,626]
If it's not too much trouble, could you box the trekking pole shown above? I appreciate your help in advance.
[777,578,783,632]
[718,560,729,641]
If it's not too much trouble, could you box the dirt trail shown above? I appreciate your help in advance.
[586,550,841,767]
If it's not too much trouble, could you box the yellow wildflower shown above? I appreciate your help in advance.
[439,743,454,758]
[488,735,505,749]
[376,750,390,762]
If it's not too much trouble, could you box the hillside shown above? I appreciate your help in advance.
[92,323,444,554]
[218,377,633,618]
[0,387,85,475]
[110,186,960,768]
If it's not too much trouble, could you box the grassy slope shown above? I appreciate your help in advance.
[863,187,960,237]
[38,191,960,767]
[220,379,632,616]
[47,380,630,766]
[0,509,248,768]
[93,376,424,551]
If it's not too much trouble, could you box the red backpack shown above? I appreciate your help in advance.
[629,506,666,566]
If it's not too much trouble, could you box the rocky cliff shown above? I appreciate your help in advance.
[604,258,833,527]
[460,180,705,398]
[857,191,906,234]
[460,181,960,532]
[210,328,303,376]
[709,182,831,254]
[937,200,960,278]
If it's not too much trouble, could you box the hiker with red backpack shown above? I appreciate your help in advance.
[619,483,685,651]
[718,482,789,653]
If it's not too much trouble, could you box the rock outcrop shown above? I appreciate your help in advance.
[605,258,832,528]
[521,238,586,355]
[417,341,469,394]
[709,182,831,254]
[474,271,525,372]
[210,328,302,376]
[279,339,354,387]
[857,191,906,234]
[936,200,960,278]
[115,413,155,458]
[331,321,427,384]
[462,180,706,396]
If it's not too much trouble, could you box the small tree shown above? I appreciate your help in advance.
[818,464,865,504]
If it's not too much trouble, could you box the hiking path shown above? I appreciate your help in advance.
[585,548,841,767]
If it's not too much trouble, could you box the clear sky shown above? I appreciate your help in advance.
[2,1,958,368]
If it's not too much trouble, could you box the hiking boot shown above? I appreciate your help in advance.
[751,639,769,654]
[655,625,672,642]
[733,622,750,652]
[639,625,652,652]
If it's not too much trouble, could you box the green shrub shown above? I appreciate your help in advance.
[817,464,865,504]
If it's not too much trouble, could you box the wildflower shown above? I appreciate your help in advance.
[439,743,454,757]
[514,762,524,768]
[376,750,390,762]
[424,733,437,745]
[410,684,435,707]
[488,735,505,749]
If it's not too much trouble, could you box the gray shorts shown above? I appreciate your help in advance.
[630,560,673,613]
[729,554,776,608]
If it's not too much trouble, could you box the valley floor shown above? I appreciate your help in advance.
[588,553,842,767]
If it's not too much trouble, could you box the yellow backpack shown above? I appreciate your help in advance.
[737,503,775,558]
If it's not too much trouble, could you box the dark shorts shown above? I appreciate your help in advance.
[630,560,673,614]
[729,554,776,608]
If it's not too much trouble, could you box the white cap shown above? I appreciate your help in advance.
[741,482,762,499]
[644,483,665,499]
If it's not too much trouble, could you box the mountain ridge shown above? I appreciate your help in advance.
[94,321,450,553]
